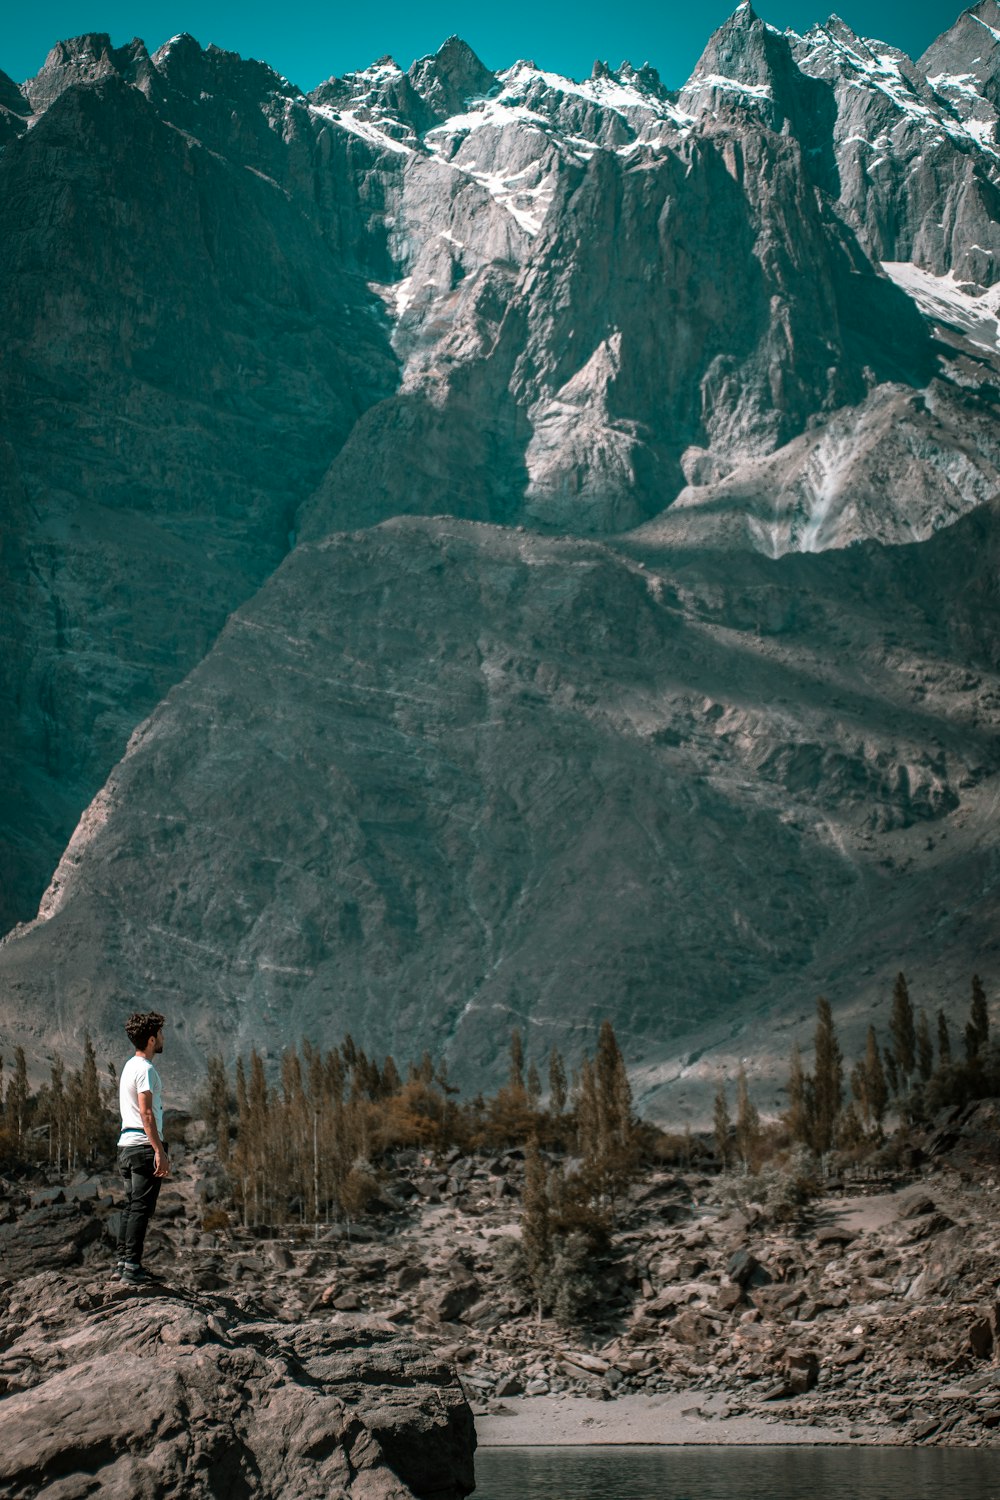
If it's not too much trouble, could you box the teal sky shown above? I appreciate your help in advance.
[3,1,973,91]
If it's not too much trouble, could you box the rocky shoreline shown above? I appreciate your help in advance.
[1,1103,998,1492]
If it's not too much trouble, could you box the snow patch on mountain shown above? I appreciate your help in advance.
[679,72,774,100]
[883,260,1000,349]
[309,101,414,154]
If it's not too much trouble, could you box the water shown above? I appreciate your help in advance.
[473,1445,1000,1499]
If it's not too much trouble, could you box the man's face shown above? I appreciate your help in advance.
[154,1027,165,1055]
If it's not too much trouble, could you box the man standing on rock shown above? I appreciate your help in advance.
[115,1011,169,1287]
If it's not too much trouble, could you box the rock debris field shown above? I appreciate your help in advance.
[1,1103,999,1494]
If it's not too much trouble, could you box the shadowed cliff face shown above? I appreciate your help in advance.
[2,9,1000,1103]
[0,64,398,929]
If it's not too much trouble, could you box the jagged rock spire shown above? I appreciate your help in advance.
[407,35,496,118]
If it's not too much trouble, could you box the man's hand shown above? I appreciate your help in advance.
[138,1090,169,1176]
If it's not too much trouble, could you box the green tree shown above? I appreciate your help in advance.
[509,1029,525,1093]
[6,1047,30,1152]
[381,1056,401,1095]
[916,1010,933,1083]
[548,1048,567,1116]
[734,1065,760,1168]
[204,1055,231,1163]
[713,1076,731,1167]
[785,1042,811,1147]
[575,1023,638,1215]
[521,1138,552,1322]
[77,1034,105,1162]
[884,1048,900,1097]
[890,972,915,1084]
[865,1025,888,1129]
[812,997,842,1154]
[936,1009,952,1067]
[967,975,989,1061]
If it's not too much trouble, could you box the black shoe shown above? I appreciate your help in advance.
[120,1264,160,1286]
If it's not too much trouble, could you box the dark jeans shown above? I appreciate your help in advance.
[116,1143,162,1265]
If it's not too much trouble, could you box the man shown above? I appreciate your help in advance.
[115,1010,169,1286]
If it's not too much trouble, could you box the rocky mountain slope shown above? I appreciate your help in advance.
[2,6,1000,1106]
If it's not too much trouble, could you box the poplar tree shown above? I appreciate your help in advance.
[786,1042,811,1147]
[548,1048,567,1116]
[734,1065,760,1168]
[853,1026,887,1132]
[521,1139,552,1323]
[864,1025,888,1129]
[890,972,915,1083]
[205,1055,231,1162]
[916,1010,933,1083]
[713,1076,731,1167]
[576,1056,598,1161]
[575,1023,638,1213]
[78,1034,104,1162]
[509,1030,525,1093]
[884,1049,900,1097]
[850,1058,869,1126]
[936,1010,952,1066]
[967,974,989,1061]
[49,1058,67,1170]
[812,997,842,1153]
[7,1047,29,1151]
[381,1056,401,1095]
[595,1019,638,1205]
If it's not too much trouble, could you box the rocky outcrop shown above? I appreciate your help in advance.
[4,1114,998,1457]
[0,1273,474,1499]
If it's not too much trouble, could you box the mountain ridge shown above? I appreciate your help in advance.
[1,6,999,1112]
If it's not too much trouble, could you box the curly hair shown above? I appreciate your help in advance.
[124,1011,165,1049]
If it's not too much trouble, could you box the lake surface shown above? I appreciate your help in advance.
[473,1445,1000,1499]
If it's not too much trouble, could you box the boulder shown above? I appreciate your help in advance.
[0,1275,475,1499]
[560,1350,609,1375]
[785,1350,820,1393]
[426,1281,481,1324]
[671,1310,712,1346]
[0,1203,103,1278]
[815,1226,857,1248]
[726,1250,773,1289]
[716,1283,744,1313]
[969,1317,994,1360]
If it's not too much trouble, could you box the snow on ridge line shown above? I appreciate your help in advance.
[496,61,692,124]
[798,22,1000,155]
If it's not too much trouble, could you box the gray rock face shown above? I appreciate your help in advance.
[920,0,1000,111]
[0,1274,474,1499]
[3,10,1000,1101]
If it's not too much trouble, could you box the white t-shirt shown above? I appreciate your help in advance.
[118,1055,163,1147]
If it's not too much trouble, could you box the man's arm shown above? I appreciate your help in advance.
[137,1091,170,1178]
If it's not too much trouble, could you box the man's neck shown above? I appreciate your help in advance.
[136,1044,157,1063]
